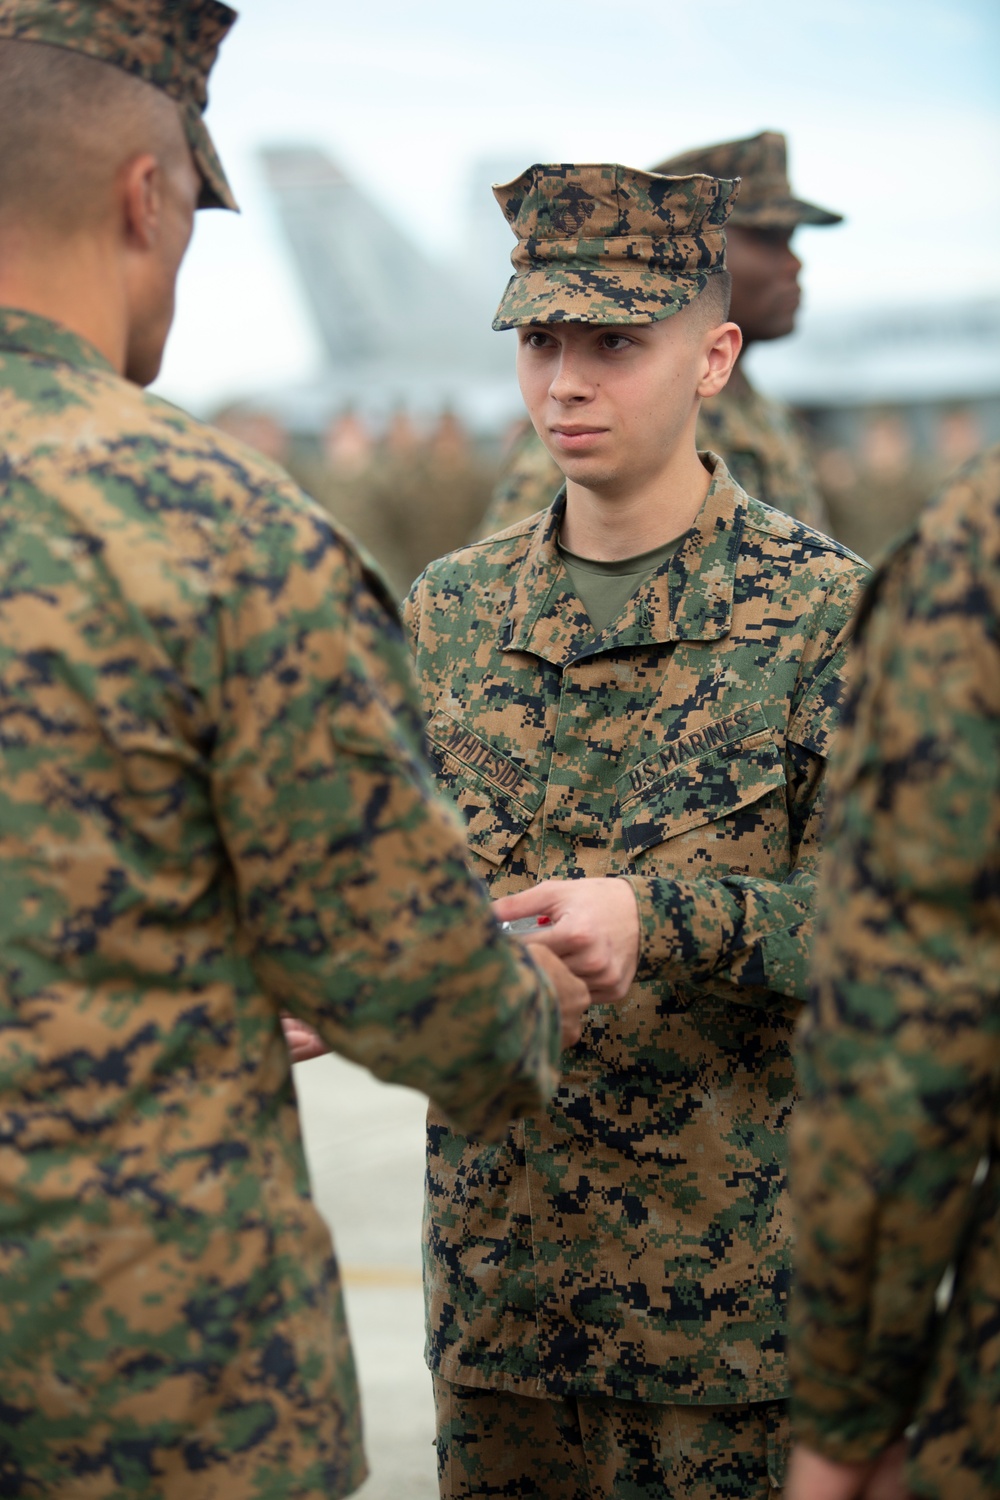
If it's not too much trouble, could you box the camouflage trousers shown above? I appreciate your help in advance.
[433,1376,788,1499]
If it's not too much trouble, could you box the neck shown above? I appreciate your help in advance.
[560,440,711,562]
[0,227,128,374]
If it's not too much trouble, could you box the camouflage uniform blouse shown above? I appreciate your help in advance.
[0,310,559,1500]
[407,457,867,1406]
[792,446,1000,1497]
[478,377,829,539]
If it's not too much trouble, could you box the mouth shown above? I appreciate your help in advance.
[549,425,608,450]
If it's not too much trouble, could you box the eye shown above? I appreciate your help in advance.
[520,329,555,350]
[599,333,634,352]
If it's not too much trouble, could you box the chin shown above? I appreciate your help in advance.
[124,351,164,388]
[563,465,623,493]
[753,318,797,344]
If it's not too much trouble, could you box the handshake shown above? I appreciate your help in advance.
[283,876,641,1061]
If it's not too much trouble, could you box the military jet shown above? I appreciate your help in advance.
[258,145,524,431]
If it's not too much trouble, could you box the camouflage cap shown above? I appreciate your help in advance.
[653,131,841,230]
[0,0,238,211]
[492,162,738,329]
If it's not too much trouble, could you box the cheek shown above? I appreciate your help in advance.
[515,355,547,411]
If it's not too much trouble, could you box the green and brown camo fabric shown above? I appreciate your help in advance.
[0,309,559,1499]
[406,456,869,1407]
[492,163,737,329]
[653,131,842,230]
[0,0,237,209]
[792,445,1000,1498]
[478,381,830,540]
[433,1375,789,1499]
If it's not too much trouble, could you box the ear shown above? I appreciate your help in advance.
[117,152,164,253]
[697,322,742,400]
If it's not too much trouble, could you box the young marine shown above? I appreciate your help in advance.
[405,163,870,1499]
[478,131,841,540]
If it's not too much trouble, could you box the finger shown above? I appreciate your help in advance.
[561,1021,583,1048]
[281,1018,328,1062]
[521,932,611,990]
[492,883,563,923]
[291,1037,330,1062]
[527,933,626,999]
[520,926,575,956]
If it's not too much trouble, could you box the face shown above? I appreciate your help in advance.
[516,308,733,498]
[725,226,802,344]
[124,148,199,386]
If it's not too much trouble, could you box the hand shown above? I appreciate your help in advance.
[786,1442,913,1500]
[493,878,640,1004]
[863,1444,912,1500]
[281,1015,329,1063]
[526,944,593,1049]
[786,1447,870,1500]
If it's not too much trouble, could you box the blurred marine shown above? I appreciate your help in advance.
[479,131,842,538]
[0,3,588,1496]
[788,446,1000,1500]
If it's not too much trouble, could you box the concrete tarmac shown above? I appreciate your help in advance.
[295,1052,438,1499]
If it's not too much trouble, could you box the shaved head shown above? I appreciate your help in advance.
[0,38,189,232]
[687,270,732,329]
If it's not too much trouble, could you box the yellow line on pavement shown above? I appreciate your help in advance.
[341,1265,422,1288]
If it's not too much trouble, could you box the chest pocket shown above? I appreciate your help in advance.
[425,710,544,867]
[617,705,786,867]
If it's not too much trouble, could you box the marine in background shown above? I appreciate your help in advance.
[0,4,588,1495]
[478,131,842,538]
[788,445,1000,1500]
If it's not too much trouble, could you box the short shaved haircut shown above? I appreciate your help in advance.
[0,38,188,231]
[689,269,732,328]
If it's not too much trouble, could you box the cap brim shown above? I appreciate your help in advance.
[493,267,710,329]
[185,107,238,212]
[730,195,842,229]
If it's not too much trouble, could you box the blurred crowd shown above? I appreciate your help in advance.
[210,396,986,593]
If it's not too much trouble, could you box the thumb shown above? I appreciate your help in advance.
[492,882,561,924]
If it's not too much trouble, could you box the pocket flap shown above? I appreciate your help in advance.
[426,710,544,866]
[618,714,784,856]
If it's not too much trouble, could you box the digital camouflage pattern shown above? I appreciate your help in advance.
[477,377,830,540]
[653,131,842,230]
[433,1375,789,1499]
[0,309,560,1499]
[406,455,869,1409]
[792,445,1000,1498]
[0,0,237,210]
[492,162,737,329]
[697,373,829,531]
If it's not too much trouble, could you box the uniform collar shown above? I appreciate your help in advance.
[500,452,746,667]
[0,307,118,378]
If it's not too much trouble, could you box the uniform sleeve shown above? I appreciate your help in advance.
[209,490,560,1142]
[624,569,865,1008]
[790,475,1000,1459]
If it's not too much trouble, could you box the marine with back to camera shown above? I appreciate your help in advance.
[0,5,590,1495]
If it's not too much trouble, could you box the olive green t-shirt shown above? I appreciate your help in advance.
[557,534,683,635]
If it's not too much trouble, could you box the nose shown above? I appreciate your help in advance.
[548,347,593,404]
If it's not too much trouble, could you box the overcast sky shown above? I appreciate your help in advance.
[153,0,1000,415]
